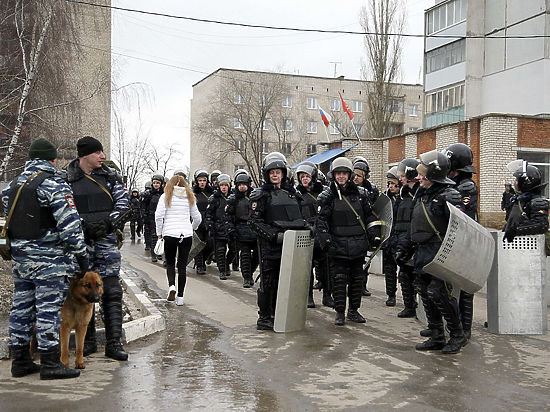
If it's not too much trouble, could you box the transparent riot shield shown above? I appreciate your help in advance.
[365,193,394,266]
[186,231,207,264]
[274,230,314,333]
[422,202,495,294]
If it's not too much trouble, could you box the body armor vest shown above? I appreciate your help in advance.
[330,195,366,237]
[395,190,415,232]
[215,196,228,222]
[71,174,113,223]
[196,191,210,215]
[265,189,303,226]
[300,191,318,220]
[235,196,250,222]
[410,195,448,243]
[7,172,56,240]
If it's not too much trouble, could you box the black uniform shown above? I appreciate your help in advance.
[504,193,549,238]
[381,189,400,301]
[248,183,307,328]
[193,183,214,272]
[394,182,420,316]
[205,189,235,279]
[412,183,465,349]
[316,181,374,320]
[360,180,379,295]
[226,187,258,287]
[501,189,515,221]
[141,187,163,255]
[129,192,142,241]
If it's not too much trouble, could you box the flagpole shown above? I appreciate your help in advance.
[350,120,362,145]
[323,125,330,144]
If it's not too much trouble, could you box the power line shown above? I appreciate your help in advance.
[68,0,550,39]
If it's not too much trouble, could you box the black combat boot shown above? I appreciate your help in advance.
[102,278,128,361]
[322,290,334,308]
[398,269,417,318]
[415,328,446,351]
[10,344,41,378]
[397,307,417,318]
[40,345,80,380]
[420,328,432,337]
[362,272,371,296]
[385,295,396,307]
[460,291,474,342]
[257,288,273,330]
[83,307,98,356]
[151,253,158,263]
[334,312,345,326]
[347,310,366,323]
[307,274,315,308]
[347,274,365,323]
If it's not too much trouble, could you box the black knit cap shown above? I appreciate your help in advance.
[28,138,57,160]
[77,136,104,157]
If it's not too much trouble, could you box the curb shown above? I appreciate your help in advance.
[0,269,165,360]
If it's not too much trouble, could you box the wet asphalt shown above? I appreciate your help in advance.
[0,239,549,411]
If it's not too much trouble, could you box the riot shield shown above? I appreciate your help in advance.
[365,193,393,266]
[422,202,495,294]
[187,231,207,264]
[274,230,314,333]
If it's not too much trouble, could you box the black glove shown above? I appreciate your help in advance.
[83,220,108,241]
[504,225,517,243]
[395,250,410,266]
[75,255,89,278]
[308,224,316,239]
[317,232,331,251]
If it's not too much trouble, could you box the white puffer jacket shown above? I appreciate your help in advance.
[155,186,202,238]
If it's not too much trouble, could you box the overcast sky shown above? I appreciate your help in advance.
[111,0,434,169]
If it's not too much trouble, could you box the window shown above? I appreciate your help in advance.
[283,119,293,132]
[353,123,363,136]
[262,142,269,154]
[233,118,243,129]
[386,99,404,113]
[352,100,363,113]
[306,121,318,134]
[330,98,341,111]
[306,144,317,155]
[330,123,340,135]
[235,140,244,150]
[262,119,269,130]
[426,0,466,35]
[234,164,245,173]
[425,83,465,114]
[409,104,419,117]
[386,123,403,137]
[426,39,465,74]
[307,97,318,110]
[282,96,292,108]
[259,94,268,106]
[234,93,244,104]
[281,143,291,155]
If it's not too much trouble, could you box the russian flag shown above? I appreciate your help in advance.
[319,106,331,128]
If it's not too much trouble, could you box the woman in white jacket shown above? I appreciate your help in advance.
[155,174,202,305]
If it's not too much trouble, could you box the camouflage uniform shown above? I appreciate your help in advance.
[2,159,87,351]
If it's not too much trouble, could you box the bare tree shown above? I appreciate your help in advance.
[196,71,305,186]
[145,144,183,179]
[360,0,405,140]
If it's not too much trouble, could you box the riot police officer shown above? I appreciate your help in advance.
[192,169,214,274]
[412,150,466,354]
[249,152,308,330]
[2,138,87,380]
[503,161,548,240]
[142,174,164,262]
[382,166,401,306]
[352,156,379,297]
[316,157,375,326]
[394,158,420,318]
[64,136,129,361]
[206,174,235,280]
[210,170,222,189]
[226,170,258,288]
[295,162,333,308]
[129,188,143,241]
[444,143,478,341]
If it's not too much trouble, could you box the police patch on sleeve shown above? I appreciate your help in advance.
[65,194,76,208]
[251,202,257,210]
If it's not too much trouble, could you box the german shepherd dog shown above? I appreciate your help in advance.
[60,271,103,369]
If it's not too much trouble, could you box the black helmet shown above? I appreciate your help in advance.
[418,150,455,184]
[174,170,187,178]
[262,152,288,182]
[144,181,152,189]
[352,156,370,179]
[295,162,318,184]
[131,188,139,194]
[331,157,354,182]
[235,172,252,186]
[443,143,476,173]
[507,160,544,193]
[210,170,222,184]
[234,168,249,181]
[397,158,420,181]
[216,173,231,187]
[194,169,209,184]
[386,166,399,180]
[152,174,164,184]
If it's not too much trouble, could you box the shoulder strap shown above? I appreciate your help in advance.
[85,174,114,203]
[2,171,43,237]
[420,200,443,242]
[341,195,366,233]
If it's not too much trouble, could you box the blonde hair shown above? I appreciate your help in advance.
[164,175,195,207]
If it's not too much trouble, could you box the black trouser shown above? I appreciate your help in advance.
[383,249,398,297]
[459,291,474,335]
[331,257,364,314]
[257,258,281,320]
[228,239,238,267]
[143,220,151,248]
[130,218,142,239]
[415,272,463,338]
[314,248,332,297]
[398,265,417,309]
[164,236,192,297]
[194,227,209,269]
[238,240,259,282]
[215,239,236,275]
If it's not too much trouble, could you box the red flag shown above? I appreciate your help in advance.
[339,92,354,120]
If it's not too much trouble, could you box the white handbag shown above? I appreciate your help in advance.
[154,238,165,255]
